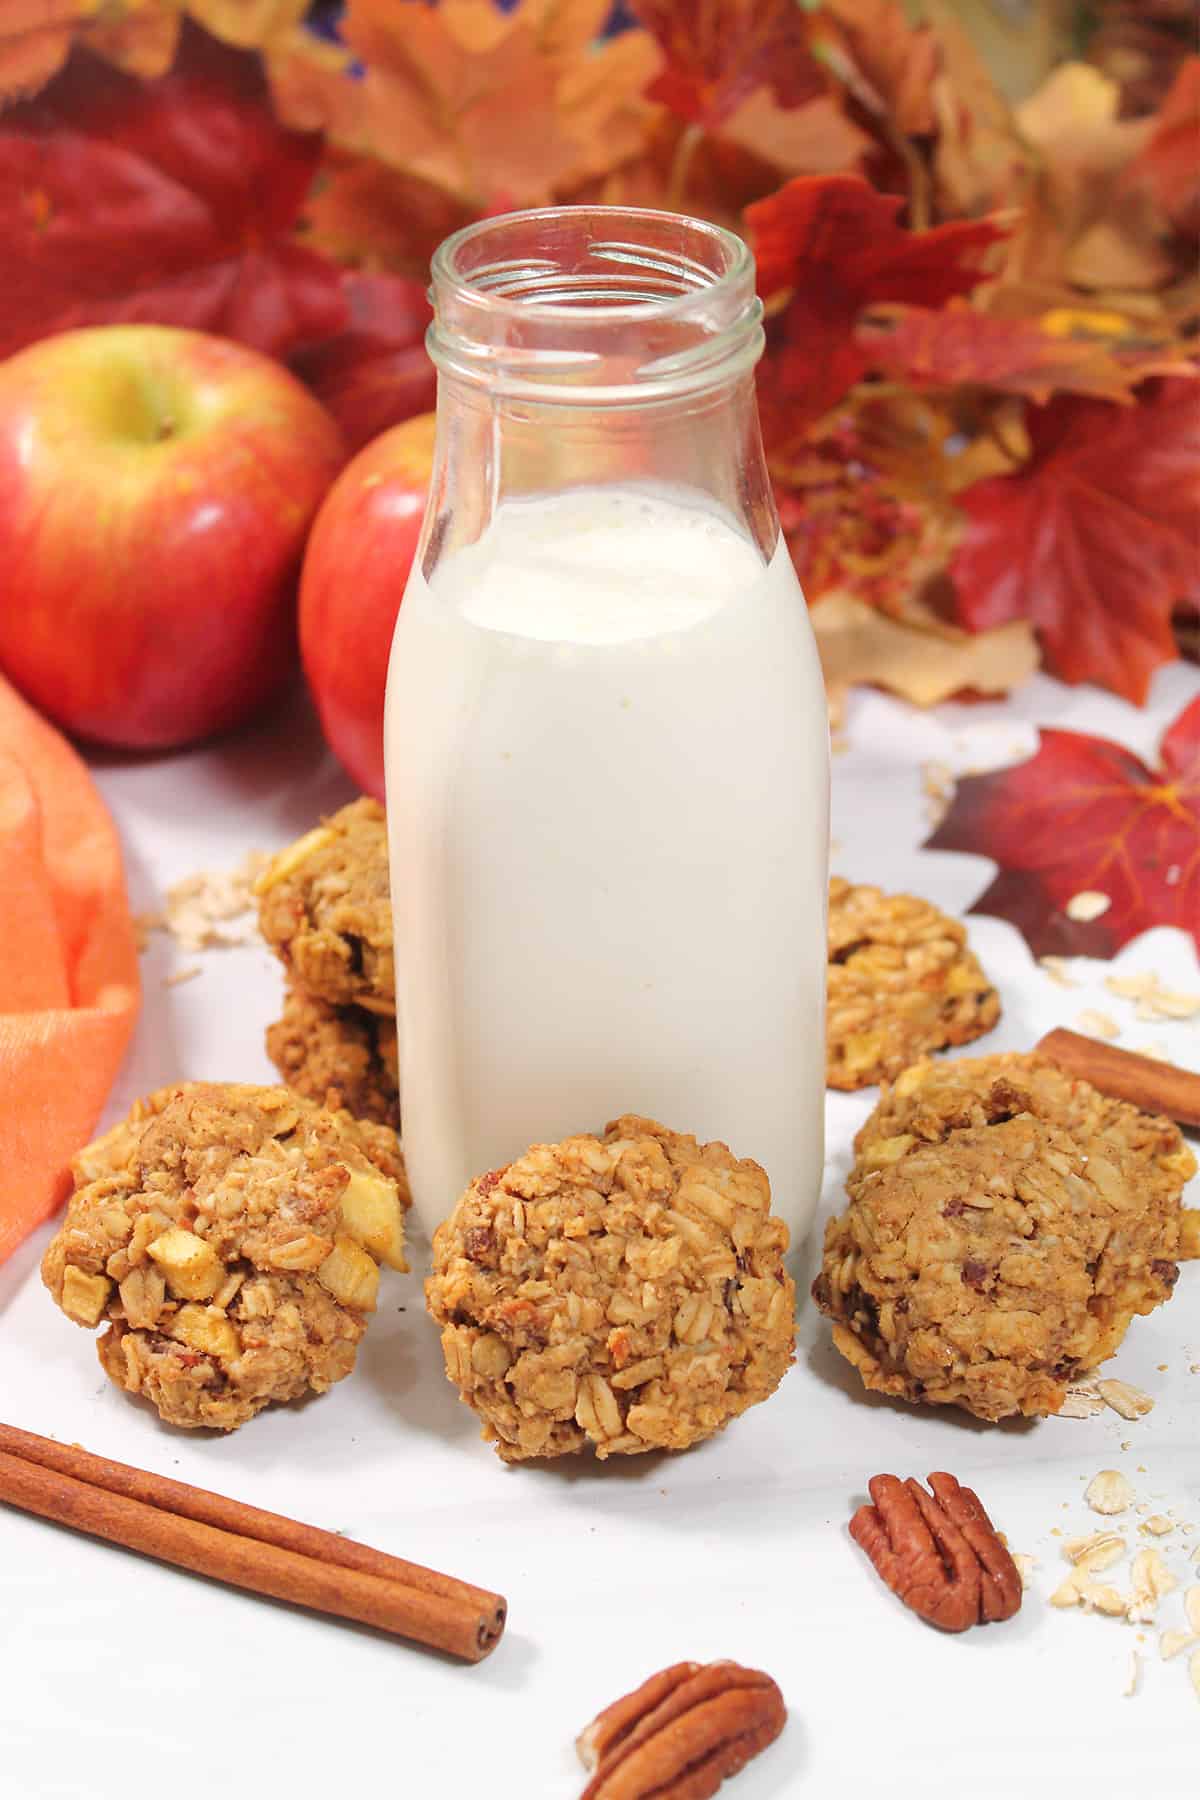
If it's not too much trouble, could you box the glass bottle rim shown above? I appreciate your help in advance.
[426,205,764,405]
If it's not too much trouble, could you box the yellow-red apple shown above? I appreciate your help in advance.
[299,413,435,798]
[0,324,344,749]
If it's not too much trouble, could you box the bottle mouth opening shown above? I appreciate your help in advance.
[427,206,763,403]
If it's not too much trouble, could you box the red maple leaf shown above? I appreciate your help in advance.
[745,175,1008,445]
[952,379,1200,705]
[631,0,825,130]
[289,271,436,455]
[0,23,347,361]
[1123,55,1200,237]
[926,695,1200,959]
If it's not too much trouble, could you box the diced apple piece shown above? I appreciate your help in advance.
[169,1304,240,1362]
[61,1266,112,1326]
[147,1227,222,1300]
[317,1235,380,1311]
[338,1166,408,1271]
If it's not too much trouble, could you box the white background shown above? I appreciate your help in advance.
[2,663,1198,1798]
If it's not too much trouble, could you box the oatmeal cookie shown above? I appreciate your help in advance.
[815,1055,1197,1422]
[826,877,1000,1089]
[256,798,393,1012]
[266,984,400,1129]
[427,1116,795,1463]
[42,1083,408,1431]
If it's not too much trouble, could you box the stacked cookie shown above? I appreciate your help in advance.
[257,798,400,1128]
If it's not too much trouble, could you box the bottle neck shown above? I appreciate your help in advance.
[423,368,778,577]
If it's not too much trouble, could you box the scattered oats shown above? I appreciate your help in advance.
[1141,1516,1175,1537]
[1058,1382,1105,1419]
[1191,1647,1200,1703]
[133,910,164,951]
[1065,1532,1126,1573]
[1121,1441,1133,1452]
[1128,1548,1177,1624]
[1149,990,1200,1020]
[1012,1552,1037,1590]
[1183,1524,1196,1536]
[1122,1650,1141,1697]
[1187,1587,1200,1635]
[1106,973,1162,1001]
[921,761,953,826]
[1096,1378,1154,1421]
[1066,890,1111,922]
[1076,1009,1120,1040]
[1160,1628,1197,1661]
[1136,1503,1151,1515]
[1086,1469,1135,1515]
[1106,969,1200,1022]
[162,850,271,951]
[1039,955,1079,988]
[1079,1582,1127,1617]
[163,966,201,988]
[1050,1574,1083,1608]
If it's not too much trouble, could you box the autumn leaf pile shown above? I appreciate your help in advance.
[1,0,1197,708]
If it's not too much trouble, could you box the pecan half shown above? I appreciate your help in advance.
[576,1660,786,1799]
[850,1470,1023,1632]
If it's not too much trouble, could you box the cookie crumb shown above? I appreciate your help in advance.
[1122,1650,1141,1697]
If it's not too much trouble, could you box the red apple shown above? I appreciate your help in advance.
[0,324,344,750]
[299,412,435,798]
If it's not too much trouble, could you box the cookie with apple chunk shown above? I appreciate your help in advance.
[266,984,400,1128]
[256,797,393,1012]
[42,1083,408,1431]
[826,876,1000,1090]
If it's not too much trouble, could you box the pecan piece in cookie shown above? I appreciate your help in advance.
[43,1083,408,1431]
[576,1661,786,1799]
[256,798,393,1012]
[427,1117,795,1462]
[850,1471,1022,1631]
[826,877,999,1089]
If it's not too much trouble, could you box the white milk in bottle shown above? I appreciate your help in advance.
[384,208,830,1240]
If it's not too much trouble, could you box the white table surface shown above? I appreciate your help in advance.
[2,663,1198,1799]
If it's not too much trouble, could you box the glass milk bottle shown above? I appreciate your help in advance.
[384,206,829,1241]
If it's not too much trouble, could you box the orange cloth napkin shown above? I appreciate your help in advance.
[0,674,139,1265]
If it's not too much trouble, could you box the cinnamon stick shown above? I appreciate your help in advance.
[1035,1028,1200,1130]
[0,1423,505,1662]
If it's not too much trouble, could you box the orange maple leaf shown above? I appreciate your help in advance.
[857,298,1197,403]
[630,0,825,130]
[269,0,658,211]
